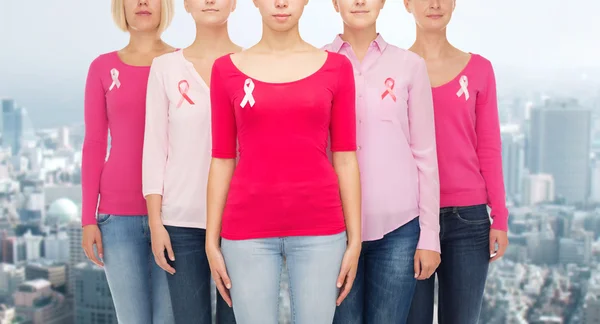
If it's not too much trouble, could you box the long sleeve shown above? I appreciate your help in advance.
[210,59,237,159]
[330,57,357,152]
[408,59,441,252]
[475,61,509,232]
[142,60,169,196]
[81,59,108,226]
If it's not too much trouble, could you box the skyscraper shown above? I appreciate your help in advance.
[501,124,525,201]
[528,99,591,203]
[67,220,85,296]
[74,263,117,324]
[1,98,35,156]
[2,98,21,155]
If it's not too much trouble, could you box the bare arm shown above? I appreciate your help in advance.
[206,158,236,248]
[332,151,361,248]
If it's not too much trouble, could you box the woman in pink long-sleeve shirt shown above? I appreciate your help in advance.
[404,1,509,324]
[80,0,176,323]
[324,0,441,323]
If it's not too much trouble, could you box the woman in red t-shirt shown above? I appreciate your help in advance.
[205,0,362,323]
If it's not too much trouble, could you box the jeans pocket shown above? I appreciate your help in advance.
[454,205,490,225]
[96,213,113,225]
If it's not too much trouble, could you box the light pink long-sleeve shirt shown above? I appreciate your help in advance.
[433,54,508,231]
[142,50,212,228]
[81,52,150,226]
[324,35,441,252]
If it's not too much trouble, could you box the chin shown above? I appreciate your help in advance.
[419,21,449,32]
[265,21,297,32]
[348,21,376,30]
[199,18,228,26]
[130,22,161,32]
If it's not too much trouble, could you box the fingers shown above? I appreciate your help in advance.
[414,257,421,279]
[213,269,232,307]
[418,265,435,280]
[153,246,176,275]
[165,241,175,262]
[489,236,497,256]
[336,264,348,289]
[95,233,104,261]
[336,271,356,306]
[83,242,103,267]
[490,241,508,262]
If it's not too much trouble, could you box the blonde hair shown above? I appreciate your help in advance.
[111,0,174,33]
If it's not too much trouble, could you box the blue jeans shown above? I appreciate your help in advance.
[164,226,236,324]
[98,214,175,324]
[407,204,491,324]
[221,232,347,324]
[333,217,420,324]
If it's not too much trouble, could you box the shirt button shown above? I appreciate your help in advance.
[357,146,362,151]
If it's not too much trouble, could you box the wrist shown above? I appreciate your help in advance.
[206,235,221,250]
[346,238,362,250]
[148,219,163,231]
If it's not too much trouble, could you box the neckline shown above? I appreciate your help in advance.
[226,51,331,86]
[179,50,210,91]
[112,51,152,69]
[432,53,475,90]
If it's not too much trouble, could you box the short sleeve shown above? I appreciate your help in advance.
[330,56,357,152]
[210,58,238,159]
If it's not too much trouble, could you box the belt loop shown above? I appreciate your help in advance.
[452,207,458,214]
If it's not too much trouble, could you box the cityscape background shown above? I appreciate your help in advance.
[0,0,598,323]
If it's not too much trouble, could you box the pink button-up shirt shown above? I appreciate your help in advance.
[324,34,440,252]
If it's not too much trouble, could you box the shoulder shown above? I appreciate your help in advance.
[469,53,494,72]
[321,42,334,52]
[213,53,234,72]
[325,51,352,70]
[149,50,182,74]
[152,50,181,66]
[386,44,427,69]
[88,51,119,72]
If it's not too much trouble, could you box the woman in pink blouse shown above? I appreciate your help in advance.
[142,0,240,323]
[80,0,175,323]
[404,1,510,323]
[325,1,440,323]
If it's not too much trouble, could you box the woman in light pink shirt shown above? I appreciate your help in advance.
[324,0,440,323]
[142,0,240,323]
[80,0,176,323]
[404,1,509,323]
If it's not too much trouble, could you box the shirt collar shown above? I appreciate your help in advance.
[329,33,388,53]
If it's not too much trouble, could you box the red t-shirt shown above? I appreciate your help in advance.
[210,52,357,240]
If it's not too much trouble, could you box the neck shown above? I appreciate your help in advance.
[340,24,378,60]
[258,23,304,52]
[187,23,235,54]
[126,30,165,53]
[410,28,452,60]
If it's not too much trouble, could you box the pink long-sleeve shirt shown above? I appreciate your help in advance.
[142,50,212,228]
[433,54,508,231]
[81,52,150,226]
[324,34,441,252]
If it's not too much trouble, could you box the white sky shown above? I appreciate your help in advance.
[0,0,596,126]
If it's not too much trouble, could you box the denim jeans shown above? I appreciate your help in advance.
[221,232,347,324]
[98,214,175,324]
[407,204,491,324]
[164,226,236,324]
[333,217,420,324]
